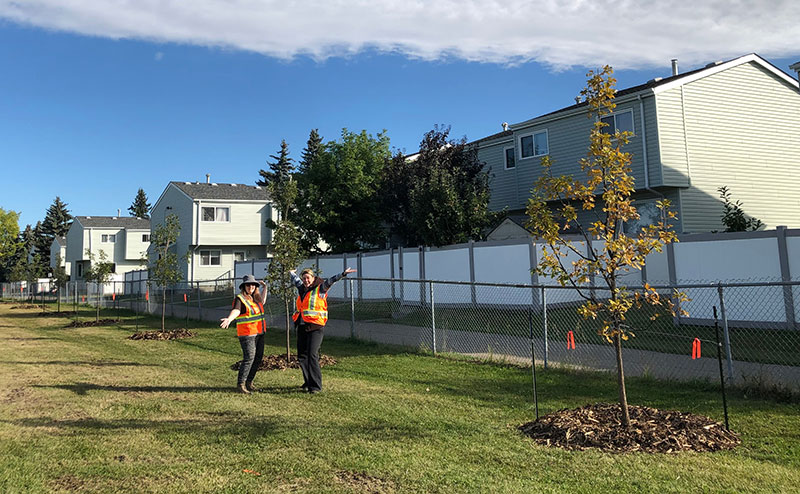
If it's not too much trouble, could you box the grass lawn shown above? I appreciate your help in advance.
[1,303,798,493]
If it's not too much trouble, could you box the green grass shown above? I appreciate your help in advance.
[1,303,799,493]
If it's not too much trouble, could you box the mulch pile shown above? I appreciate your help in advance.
[64,319,119,328]
[37,311,77,317]
[128,329,196,340]
[231,353,338,371]
[9,305,40,309]
[519,402,740,453]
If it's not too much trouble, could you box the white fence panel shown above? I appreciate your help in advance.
[426,247,470,304]
[473,243,532,306]
[674,237,781,282]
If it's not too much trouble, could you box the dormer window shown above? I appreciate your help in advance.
[202,206,230,222]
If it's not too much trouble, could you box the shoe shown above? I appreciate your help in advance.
[308,389,321,394]
[300,384,309,392]
[237,383,251,394]
[245,381,257,392]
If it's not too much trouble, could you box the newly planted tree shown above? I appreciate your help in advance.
[52,253,69,312]
[84,249,114,322]
[526,66,686,426]
[148,214,187,331]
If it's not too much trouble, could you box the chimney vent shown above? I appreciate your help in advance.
[206,173,210,184]
[501,122,509,131]
[117,209,121,217]
[671,59,679,76]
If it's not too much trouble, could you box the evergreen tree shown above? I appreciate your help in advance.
[295,129,327,253]
[128,188,152,219]
[42,196,72,238]
[32,221,51,267]
[258,140,296,230]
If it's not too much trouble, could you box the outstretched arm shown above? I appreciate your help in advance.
[322,267,357,291]
[289,269,303,289]
[220,309,240,329]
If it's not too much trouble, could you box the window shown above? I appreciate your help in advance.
[101,234,116,243]
[200,250,221,266]
[77,263,83,277]
[600,109,635,135]
[519,130,548,158]
[202,206,230,222]
[142,234,150,242]
[233,251,246,262]
[504,146,516,169]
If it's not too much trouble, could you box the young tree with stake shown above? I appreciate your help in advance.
[84,249,114,322]
[148,214,188,331]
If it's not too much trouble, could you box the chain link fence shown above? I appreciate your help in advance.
[3,277,798,391]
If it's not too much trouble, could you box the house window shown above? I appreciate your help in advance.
[519,130,548,159]
[202,206,230,222]
[77,263,83,277]
[600,109,635,135]
[200,250,221,266]
[101,234,116,243]
[233,251,246,262]
[142,234,150,242]
[504,146,516,169]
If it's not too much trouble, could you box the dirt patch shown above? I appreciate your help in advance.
[50,474,87,492]
[1,387,27,404]
[37,311,78,317]
[64,319,119,328]
[9,304,40,309]
[334,471,396,493]
[230,353,338,371]
[519,402,740,453]
[128,329,196,340]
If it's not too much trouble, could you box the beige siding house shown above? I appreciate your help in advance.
[65,216,151,279]
[149,181,274,282]
[477,54,800,233]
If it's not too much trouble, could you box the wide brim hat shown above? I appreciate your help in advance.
[239,274,259,290]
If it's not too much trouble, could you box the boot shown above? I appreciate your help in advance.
[237,383,251,394]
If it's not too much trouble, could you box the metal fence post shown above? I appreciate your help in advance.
[542,286,548,370]
[717,284,735,384]
[430,281,436,355]
[349,278,355,339]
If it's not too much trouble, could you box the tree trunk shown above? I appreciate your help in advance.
[284,296,291,361]
[95,285,100,322]
[57,286,61,313]
[613,331,630,427]
[161,287,167,331]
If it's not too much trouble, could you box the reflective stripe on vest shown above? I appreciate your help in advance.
[292,285,328,326]
[234,294,264,336]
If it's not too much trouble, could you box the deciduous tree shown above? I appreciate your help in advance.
[148,214,188,331]
[526,66,686,427]
[84,249,114,322]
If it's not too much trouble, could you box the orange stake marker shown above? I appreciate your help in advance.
[567,330,576,350]
[112,293,116,301]
[692,338,701,359]
[145,290,149,301]
[183,293,187,302]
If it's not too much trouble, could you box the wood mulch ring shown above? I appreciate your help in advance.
[64,319,119,328]
[231,353,338,371]
[37,311,77,317]
[128,329,196,340]
[9,304,40,309]
[519,402,740,454]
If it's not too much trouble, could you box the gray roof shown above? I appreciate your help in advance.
[54,236,66,246]
[171,181,270,201]
[74,216,151,229]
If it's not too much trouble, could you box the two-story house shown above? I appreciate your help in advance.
[49,236,70,277]
[65,216,151,280]
[477,53,800,234]
[149,180,274,282]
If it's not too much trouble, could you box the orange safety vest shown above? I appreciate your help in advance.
[292,285,328,326]
[233,294,265,336]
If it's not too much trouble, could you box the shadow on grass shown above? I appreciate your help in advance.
[0,337,57,341]
[33,382,235,395]
[1,360,159,367]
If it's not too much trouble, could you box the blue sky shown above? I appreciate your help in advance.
[1,1,799,229]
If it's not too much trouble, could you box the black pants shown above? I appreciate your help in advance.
[297,327,324,391]
[237,333,265,385]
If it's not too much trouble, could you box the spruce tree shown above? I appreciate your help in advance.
[42,196,72,238]
[128,188,152,219]
[257,140,295,223]
[295,129,326,252]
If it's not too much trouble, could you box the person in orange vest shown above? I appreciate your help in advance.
[220,274,267,394]
[291,266,356,393]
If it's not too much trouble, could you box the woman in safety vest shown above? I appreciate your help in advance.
[220,274,267,394]
[290,266,356,393]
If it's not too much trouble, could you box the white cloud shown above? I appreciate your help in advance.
[1,0,798,69]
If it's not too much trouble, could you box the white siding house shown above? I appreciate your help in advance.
[477,54,800,233]
[149,181,274,282]
[49,236,70,276]
[65,216,150,279]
